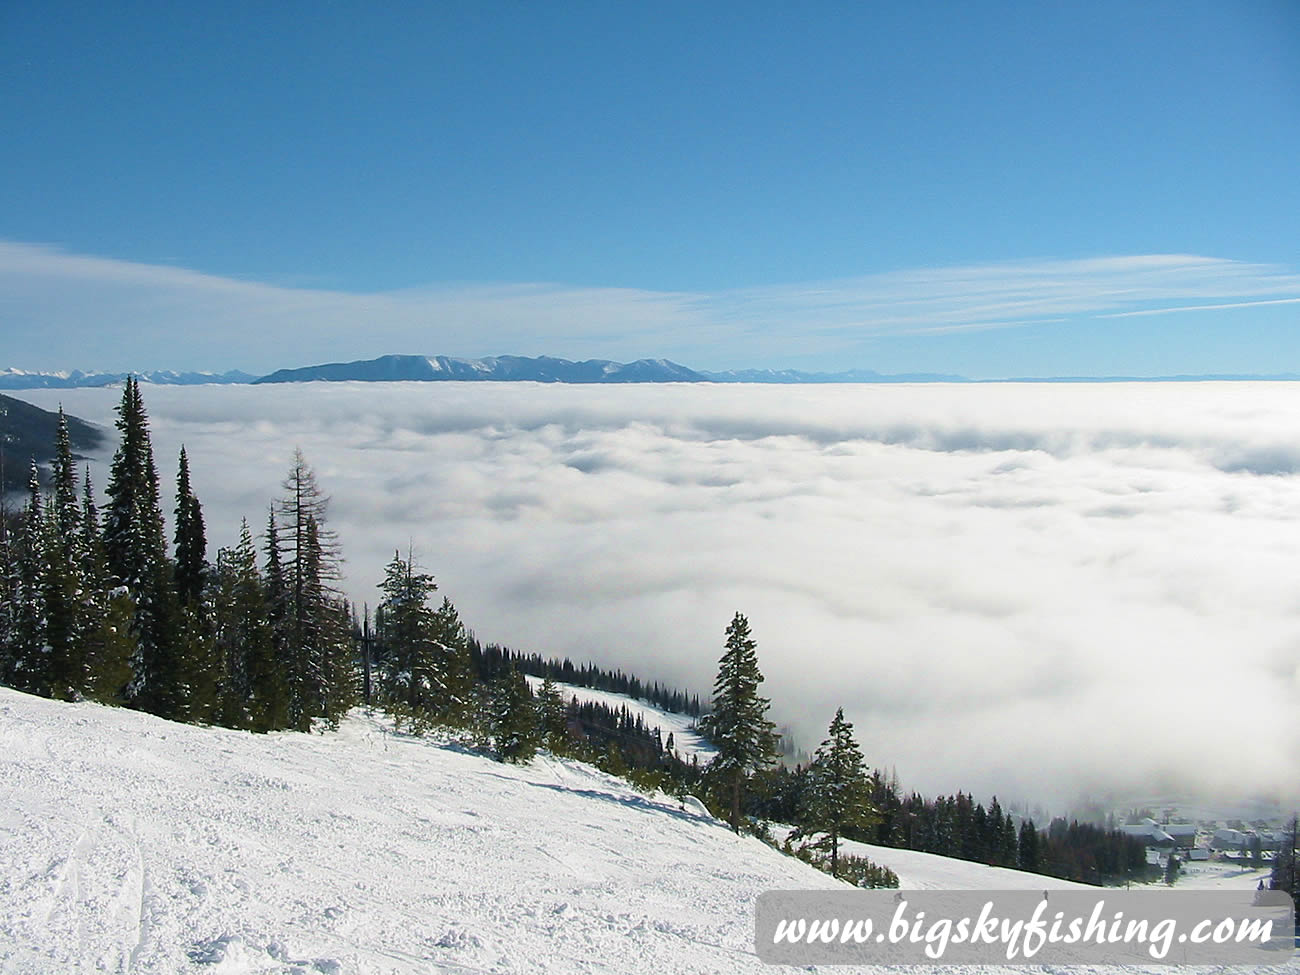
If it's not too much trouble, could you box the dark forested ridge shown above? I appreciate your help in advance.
[0,394,104,494]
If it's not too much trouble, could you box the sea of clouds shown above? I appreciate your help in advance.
[19,381,1300,811]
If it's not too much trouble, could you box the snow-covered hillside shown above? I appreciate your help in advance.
[830,836,1092,892]
[522,676,716,765]
[1,688,842,974]
[3,688,1294,974]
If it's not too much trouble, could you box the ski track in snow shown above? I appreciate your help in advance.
[1,688,1294,975]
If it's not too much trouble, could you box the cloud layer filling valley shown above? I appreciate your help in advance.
[23,381,1300,809]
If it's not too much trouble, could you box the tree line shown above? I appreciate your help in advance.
[0,379,358,731]
[476,644,703,717]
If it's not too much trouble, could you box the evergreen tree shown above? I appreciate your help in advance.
[173,446,206,607]
[306,516,356,726]
[103,378,166,589]
[297,513,328,725]
[39,501,82,698]
[7,462,46,692]
[0,493,16,680]
[103,378,180,716]
[78,467,135,704]
[1000,812,1020,868]
[429,596,473,726]
[792,707,876,877]
[169,446,218,723]
[1164,851,1181,885]
[536,677,569,752]
[377,549,440,711]
[51,408,81,540]
[486,667,538,762]
[174,595,220,724]
[701,612,779,832]
[357,602,374,707]
[1019,821,1040,873]
[599,738,628,778]
[213,519,278,729]
[273,451,352,730]
[263,507,290,728]
[39,413,87,697]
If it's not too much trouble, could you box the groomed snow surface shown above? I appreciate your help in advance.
[1,688,1294,974]
[2,688,841,974]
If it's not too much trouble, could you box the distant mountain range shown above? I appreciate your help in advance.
[1,356,1297,389]
[253,354,968,384]
[0,368,255,390]
[242,355,1300,385]
[254,354,707,384]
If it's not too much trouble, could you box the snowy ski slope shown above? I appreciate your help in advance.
[1,688,1294,974]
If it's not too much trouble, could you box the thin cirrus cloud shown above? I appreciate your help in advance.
[3,240,1300,372]
[19,380,1300,812]
[1100,296,1300,319]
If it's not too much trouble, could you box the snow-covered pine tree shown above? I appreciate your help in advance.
[0,491,16,681]
[377,549,440,712]
[210,534,245,723]
[792,707,875,877]
[5,461,46,692]
[103,378,181,717]
[701,611,778,833]
[175,590,219,724]
[41,410,86,697]
[212,519,277,729]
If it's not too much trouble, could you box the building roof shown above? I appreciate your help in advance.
[1121,824,1176,843]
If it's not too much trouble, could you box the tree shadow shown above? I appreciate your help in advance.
[524,781,719,828]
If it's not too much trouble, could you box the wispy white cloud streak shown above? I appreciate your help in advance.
[2,241,1299,372]
[1099,296,1300,318]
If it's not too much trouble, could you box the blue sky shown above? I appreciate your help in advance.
[2,1,1298,377]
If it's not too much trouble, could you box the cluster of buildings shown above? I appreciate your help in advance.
[1119,817,1287,863]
